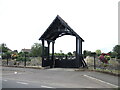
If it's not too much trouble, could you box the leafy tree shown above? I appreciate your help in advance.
[108,51,118,58]
[67,52,72,56]
[61,53,65,56]
[11,50,19,60]
[16,56,30,61]
[18,52,25,57]
[13,50,18,53]
[0,43,12,59]
[83,50,87,58]
[113,45,120,54]
[0,43,9,53]
[2,51,11,59]
[54,52,65,56]
[113,45,120,59]
[31,43,42,57]
[73,51,76,56]
[83,50,92,57]
[95,49,101,56]
[60,50,63,53]
[17,51,30,61]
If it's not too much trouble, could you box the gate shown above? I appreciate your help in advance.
[39,15,87,68]
[42,55,87,68]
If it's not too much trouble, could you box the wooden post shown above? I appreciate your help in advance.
[79,38,82,67]
[76,37,80,67]
[24,52,26,67]
[91,52,96,69]
[52,41,55,67]
[42,39,45,67]
[94,54,96,69]
[7,56,8,66]
[47,41,50,60]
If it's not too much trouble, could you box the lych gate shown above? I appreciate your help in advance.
[39,15,87,68]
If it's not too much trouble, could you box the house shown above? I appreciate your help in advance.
[21,48,31,53]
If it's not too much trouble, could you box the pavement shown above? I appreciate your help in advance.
[1,67,119,89]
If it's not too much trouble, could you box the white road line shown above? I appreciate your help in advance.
[17,82,28,85]
[3,80,7,82]
[83,75,119,88]
[3,73,22,75]
[41,85,54,88]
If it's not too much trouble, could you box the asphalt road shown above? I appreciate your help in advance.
[1,67,119,89]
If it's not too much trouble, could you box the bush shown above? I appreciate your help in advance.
[99,54,111,63]
[16,57,31,61]
[117,55,120,59]
[104,55,111,60]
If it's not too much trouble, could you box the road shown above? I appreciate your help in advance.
[1,67,119,89]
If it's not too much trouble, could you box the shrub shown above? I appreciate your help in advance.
[99,53,111,63]
[104,55,111,61]
[16,57,31,61]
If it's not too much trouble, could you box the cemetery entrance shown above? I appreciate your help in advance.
[39,15,87,68]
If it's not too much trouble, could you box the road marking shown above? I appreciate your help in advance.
[83,75,119,88]
[3,80,7,82]
[41,85,54,88]
[17,82,28,85]
[3,73,22,75]
[14,72,17,74]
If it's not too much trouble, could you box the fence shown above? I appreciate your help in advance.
[2,55,120,70]
[42,55,87,68]
[2,57,42,67]
[85,56,120,70]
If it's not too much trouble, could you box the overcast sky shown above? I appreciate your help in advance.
[0,0,119,53]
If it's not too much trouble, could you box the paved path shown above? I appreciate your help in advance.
[1,67,119,89]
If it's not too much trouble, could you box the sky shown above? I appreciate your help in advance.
[0,0,119,54]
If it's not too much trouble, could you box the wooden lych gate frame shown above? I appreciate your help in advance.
[39,15,87,68]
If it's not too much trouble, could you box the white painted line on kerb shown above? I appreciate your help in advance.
[41,85,54,88]
[83,75,119,88]
[17,82,28,85]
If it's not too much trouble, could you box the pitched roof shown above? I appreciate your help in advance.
[21,49,31,53]
[39,15,84,41]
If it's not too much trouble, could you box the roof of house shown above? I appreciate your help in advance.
[39,15,84,42]
[21,49,31,52]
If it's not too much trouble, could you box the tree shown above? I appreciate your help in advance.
[17,51,30,61]
[67,52,72,56]
[83,50,87,58]
[61,53,65,56]
[113,45,120,54]
[13,50,18,53]
[18,52,25,57]
[0,43,9,53]
[31,43,42,57]
[73,51,76,56]
[95,49,101,56]
[60,50,62,53]
[83,50,92,57]
[113,45,120,59]
[2,51,11,59]
[108,51,117,58]
[0,43,12,59]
